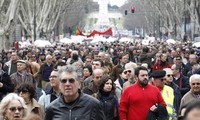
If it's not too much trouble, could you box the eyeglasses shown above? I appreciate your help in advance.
[167,74,174,77]
[124,70,132,74]
[192,83,200,85]
[9,107,24,112]
[60,78,75,84]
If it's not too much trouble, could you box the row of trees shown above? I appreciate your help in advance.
[121,0,200,40]
[0,0,92,50]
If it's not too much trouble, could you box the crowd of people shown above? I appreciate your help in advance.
[0,38,200,120]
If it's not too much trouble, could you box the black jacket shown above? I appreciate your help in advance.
[0,70,13,100]
[173,75,190,96]
[140,50,157,67]
[166,82,182,114]
[96,91,119,120]
[147,104,168,120]
[45,92,105,120]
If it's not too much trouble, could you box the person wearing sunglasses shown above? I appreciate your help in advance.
[0,93,27,120]
[123,62,138,92]
[45,65,105,120]
[114,68,128,102]
[163,68,182,116]
[16,83,44,119]
[120,66,166,120]
[179,74,200,117]
[151,70,176,119]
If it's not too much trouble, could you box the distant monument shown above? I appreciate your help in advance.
[97,0,110,31]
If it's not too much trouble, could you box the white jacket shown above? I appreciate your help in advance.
[114,79,122,103]
[38,90,51,109]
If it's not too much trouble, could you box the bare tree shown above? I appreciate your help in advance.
[121,0,200,40]
[0,0,20,51]
[18,0,74,40]
[62,0,92,35]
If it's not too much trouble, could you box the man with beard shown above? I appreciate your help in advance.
[120,66,166,120]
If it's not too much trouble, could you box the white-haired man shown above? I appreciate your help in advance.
[38,54,54,89]
[45,65,105,120]
[179,74,200,115]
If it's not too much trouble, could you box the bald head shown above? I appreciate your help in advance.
[92,68,104,85]
[189,54,197,63]
[163,68,174,84]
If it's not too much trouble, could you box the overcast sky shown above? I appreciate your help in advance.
[108,0,126,7]
[93,0,126,7]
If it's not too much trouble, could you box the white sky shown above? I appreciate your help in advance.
[108,0,126,7]
[93,0,126,7]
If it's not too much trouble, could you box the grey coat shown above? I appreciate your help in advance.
[179,90,198,114]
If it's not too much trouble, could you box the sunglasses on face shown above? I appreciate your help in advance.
[124,70,132,74]
[192,83,200,85]
[9,107,24,112]
[60,78,75,84]
[167,74,174,77]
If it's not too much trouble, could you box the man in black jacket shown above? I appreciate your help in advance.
[45,65,105,120]
[0,61,13,100]
[171,64,190,96]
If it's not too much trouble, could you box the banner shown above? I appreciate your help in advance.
[76,27,112,37]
